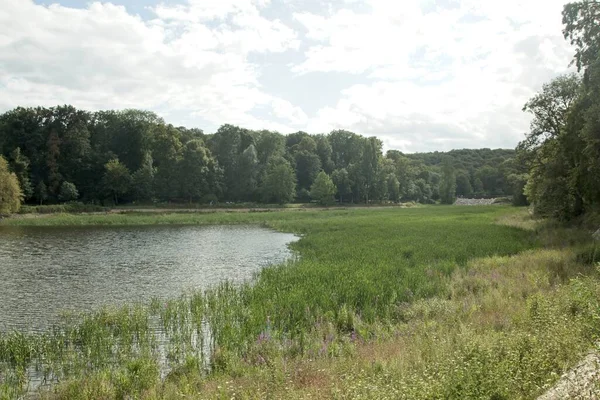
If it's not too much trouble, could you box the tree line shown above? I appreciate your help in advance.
[0,105,521,212]
[2,2,597,219]
[518,0,600,220]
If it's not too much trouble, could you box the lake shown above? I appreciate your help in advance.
[0,224,298,332]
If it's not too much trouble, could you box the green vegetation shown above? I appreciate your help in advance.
[1,1,599,398]
[518,0,600,219]
[0,155,21,214]
[1,206,599,399]
[439,158,457,204]
[404,149,517,198]
[310,171,336,205]
[57,181,79,203]
[17,203,109,215]
[261,158,296,204]
[0,112,519,213]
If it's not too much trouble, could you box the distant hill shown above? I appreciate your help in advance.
[405,148,516,172]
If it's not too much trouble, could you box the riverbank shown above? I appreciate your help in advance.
[1,206,599,399]
[0,203,418,226]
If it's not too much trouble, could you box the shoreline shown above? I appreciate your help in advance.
[1,207,597,399]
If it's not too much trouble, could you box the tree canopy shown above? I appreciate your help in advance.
[0,106,525,207]
[518,0,600,219]
[0,155,22,213]
[310,171,336,205]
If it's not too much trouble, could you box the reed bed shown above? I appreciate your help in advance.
[2,206,598,399]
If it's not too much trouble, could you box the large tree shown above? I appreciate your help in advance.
[361,137,382,203]
[179,140,218,203]
[0,155,22,213]
[387,174,401,203]
[153,124,183,201]
[261,158,296,204]
[102,159,132,204]
[310,171,336,205]
[131,154,155,202]
[58,181,79,202]
[562,0,600,71]
[294,150,321,192]
[520,74,584,217]
[236,144,259,201]
[9,147,33,200]
[209,124,254,200]
[331,168,352,203]
[455,172,473,198]
[440,158,457,204]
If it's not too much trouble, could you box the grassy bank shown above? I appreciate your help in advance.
[1,206,599,399]
[0,204,417,227]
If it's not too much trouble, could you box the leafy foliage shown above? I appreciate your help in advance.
[3,207,593,400]
[9,148,32,200]
[0,155,21,213]
[58,181,79,202]
[261,159,296,204]
[519,1,600,219]
[439,158,457,204]
[0,106,527,207]
[310,171,336,205]
[102,159,131,205]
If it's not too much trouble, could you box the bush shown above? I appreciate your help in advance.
[19,202,109,214]
[0,156,22,214]
[58,181,79,202]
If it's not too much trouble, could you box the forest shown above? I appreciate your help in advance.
[0,107,520,210]
[1,0,599,221]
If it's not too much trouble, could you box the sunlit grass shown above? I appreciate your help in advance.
[1,206,598,399]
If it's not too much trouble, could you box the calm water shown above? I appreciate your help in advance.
[0,225,297,332]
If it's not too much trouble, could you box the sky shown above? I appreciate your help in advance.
[0,0,576,152]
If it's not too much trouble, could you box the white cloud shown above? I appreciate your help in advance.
[295,0,575,151]
[0,0,302,132]
[0,0,577,151]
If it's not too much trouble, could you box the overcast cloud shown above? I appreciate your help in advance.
[0,0,575,152]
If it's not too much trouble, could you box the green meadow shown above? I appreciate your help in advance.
[1,206,599,399]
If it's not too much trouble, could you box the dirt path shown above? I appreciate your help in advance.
[538,351,600,399]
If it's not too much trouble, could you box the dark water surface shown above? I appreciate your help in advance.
[0,225,297,332]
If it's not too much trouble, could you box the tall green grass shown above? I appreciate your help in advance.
[0,206,546,398]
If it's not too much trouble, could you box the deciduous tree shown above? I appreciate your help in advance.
[331,168,352,203]
[58,181,79,202]
[310,171,336,205]
[0,156,22,213]
[440,158,456,204]
[102,159,131,204]
[262,158,296,204]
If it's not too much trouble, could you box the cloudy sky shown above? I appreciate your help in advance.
[0,0,575,152]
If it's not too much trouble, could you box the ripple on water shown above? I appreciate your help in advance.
[0,224,298,332]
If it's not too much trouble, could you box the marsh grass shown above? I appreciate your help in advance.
[144,249,600,400]
[1,206,598,399]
